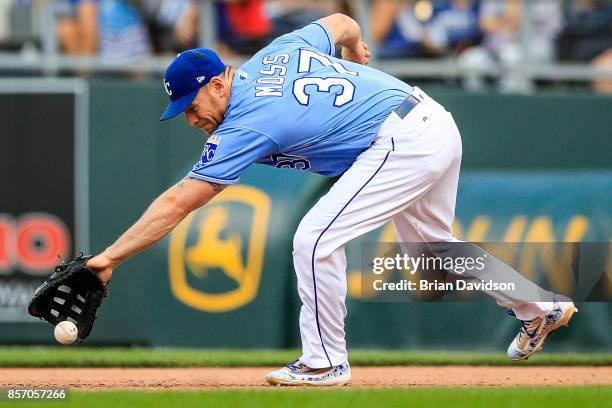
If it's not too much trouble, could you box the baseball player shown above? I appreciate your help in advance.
[85,13,577,386]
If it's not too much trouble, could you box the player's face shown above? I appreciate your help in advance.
[184,80,228,135]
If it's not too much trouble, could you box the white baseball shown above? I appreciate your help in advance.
[54,321,78,345]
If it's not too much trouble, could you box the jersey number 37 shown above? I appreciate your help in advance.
[292,49,357,107]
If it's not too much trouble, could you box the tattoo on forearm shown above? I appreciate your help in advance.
[176,179,222,192]
[208,182,223,192]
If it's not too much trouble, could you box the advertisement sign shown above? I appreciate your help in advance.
[0,80,88,322]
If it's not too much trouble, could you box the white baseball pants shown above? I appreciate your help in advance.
[292,88,554,368]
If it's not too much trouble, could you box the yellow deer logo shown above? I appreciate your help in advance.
[186,207,245,284]
[168,185,271,312]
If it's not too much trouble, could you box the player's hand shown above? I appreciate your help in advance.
[341,41,371,65]
[86,253,114,286]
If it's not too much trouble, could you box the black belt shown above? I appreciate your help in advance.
[394,94,421,119]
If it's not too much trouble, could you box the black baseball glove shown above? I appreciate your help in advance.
[28,253,108,341]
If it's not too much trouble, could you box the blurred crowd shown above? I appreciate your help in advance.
[0,0,344,57]
[371,0,612,92]
[0,0,610,91]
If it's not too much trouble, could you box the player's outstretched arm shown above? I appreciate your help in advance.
[318,13,371,65]
[86,178,226,284]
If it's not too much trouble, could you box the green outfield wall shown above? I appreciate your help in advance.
[0,80,610,351]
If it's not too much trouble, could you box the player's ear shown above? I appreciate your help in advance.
[209,76,225,97]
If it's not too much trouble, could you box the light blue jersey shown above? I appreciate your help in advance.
[189,22,414,184]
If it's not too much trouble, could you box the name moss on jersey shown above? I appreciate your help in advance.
[255,53,290,97]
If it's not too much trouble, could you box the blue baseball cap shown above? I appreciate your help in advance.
[160,48,225,121]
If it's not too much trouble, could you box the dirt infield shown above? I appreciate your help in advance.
[2,366,611,389]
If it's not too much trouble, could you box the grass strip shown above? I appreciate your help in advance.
[0,347,610,367]
[8,387,612,408]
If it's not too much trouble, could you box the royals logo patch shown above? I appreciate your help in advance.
[201,136,221,164]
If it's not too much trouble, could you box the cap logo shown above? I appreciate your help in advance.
[196,76,206,83]
[164,80,172,96]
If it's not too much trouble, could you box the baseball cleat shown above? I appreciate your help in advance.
[265,360,351,386]
[507,296,578,361]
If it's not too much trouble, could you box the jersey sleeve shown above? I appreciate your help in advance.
[269,22,336,57]
[188,126,279,184]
